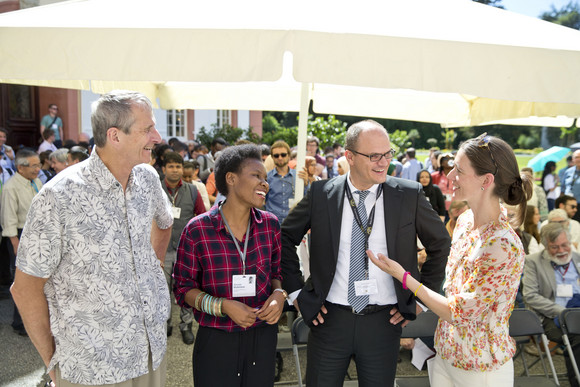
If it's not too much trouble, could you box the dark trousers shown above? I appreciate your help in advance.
[7,230,23,331]
[193,323,278,387]
[306,302,401,387]
[543,317,580,387]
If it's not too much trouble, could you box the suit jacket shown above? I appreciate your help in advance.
[522,249,580,320]
[281,175,450,326]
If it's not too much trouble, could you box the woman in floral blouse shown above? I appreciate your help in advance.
[368,134,533,386]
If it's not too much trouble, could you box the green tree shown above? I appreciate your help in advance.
[541,1,580,29]
[389,130,411,156]
[472,0,504,8]
[561,125,579,145]
[426,138,438,148]
[196,123,260,147]
[306,115,347,150]
[261,126,298,147]
[441,128,457,150]
[407,129,420,147]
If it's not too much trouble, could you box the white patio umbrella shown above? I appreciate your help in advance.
[2,0,580,199]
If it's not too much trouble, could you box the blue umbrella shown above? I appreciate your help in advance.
[527,146,570,172]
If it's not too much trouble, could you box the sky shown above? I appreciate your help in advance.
[500,0,574,18]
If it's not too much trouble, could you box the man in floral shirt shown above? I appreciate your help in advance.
[11,91,173,387]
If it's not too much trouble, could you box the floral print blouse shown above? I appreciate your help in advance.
[434,207,525,371]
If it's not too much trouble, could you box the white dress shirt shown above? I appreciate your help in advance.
[325,173,397,306]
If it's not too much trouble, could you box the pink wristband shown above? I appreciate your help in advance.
[402,271,410,290]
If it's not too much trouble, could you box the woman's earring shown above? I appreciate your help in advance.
[481,186,485,191]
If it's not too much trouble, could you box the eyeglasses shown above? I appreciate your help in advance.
[349,149,396,162]
[24,163,42,169]
[547,242,571,252]
[50,107,58,111]
[476,132,498,175]
[272,153,288,158]
[567,204,578,209]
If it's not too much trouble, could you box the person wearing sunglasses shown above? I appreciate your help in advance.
[369,133,534,386]
[265,140,295,225]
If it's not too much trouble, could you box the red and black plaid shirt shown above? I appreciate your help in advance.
[173,205,282,332]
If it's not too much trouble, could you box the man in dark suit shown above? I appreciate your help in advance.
[281,120,450,386]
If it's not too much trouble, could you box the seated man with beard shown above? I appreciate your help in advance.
[523,222,580,387]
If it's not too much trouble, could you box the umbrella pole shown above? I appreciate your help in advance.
[292,82,311,205]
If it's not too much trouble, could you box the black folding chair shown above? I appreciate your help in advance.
[559,308,580,385]
[395,310,438,387]
[509,308,560,386]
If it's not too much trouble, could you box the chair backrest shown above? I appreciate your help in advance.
[292,317,310,345]
[400,310,439,338]
[509,308,544,337]
[560,308,580,335]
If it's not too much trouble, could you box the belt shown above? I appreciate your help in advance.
[328,302,393,316]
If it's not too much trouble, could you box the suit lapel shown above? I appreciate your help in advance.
[540,251,558,293]
[383,179,403,259]
[326,175,346,263]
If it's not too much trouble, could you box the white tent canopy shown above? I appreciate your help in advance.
[2,0,580,199]
[1,0,580,127]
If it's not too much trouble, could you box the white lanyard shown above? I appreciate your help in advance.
[219,203,251,275]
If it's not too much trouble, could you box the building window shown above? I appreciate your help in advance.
[217,110,231,128]
[167,109,186,138]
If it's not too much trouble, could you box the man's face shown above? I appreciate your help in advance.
[546,231,572,265]
[334,146,344,157]
[162,162,183,184]
[271,147,289,168]
[49,105,58,116]
[306,141,318,156]
[574,151,580,168]
[18,156,41,180]
[118,106,161,168]
[212,142,225,155]
[562,199,578,218]
[347,126,391,190]
[0,131,6,146]
[50,158,68,173]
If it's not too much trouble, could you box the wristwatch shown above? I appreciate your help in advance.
[273,288,289,300]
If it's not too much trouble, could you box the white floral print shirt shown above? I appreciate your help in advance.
[434,207,524,371]
[17,150,173,385]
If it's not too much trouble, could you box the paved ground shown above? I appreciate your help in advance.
[0,285,573,386]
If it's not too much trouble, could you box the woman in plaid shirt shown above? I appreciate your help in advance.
[173,144,287,387]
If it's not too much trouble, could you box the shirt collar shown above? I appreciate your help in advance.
[212,202,264,234]
[89,149,128,191]
[345,171,379,196]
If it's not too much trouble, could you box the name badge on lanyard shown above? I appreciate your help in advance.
[557,283,573,298]
[355,279,378,296]
[172,207,181,219]
[232,274,257,297]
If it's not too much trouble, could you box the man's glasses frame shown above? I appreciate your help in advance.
[272,153,288,158]
[349,149,396,163]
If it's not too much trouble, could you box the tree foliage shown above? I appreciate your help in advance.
[306,115,348,150]
[541,1,580,29]
[196,123,260,147]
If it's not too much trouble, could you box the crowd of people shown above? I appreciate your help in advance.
[1,90,578,387]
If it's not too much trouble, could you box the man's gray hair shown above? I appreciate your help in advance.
[540,222,570,247]
[49,148,69,163]
[344,119,388,151]
[547,208,568,222]
[15,149,38,167]
[91,90,152,148]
